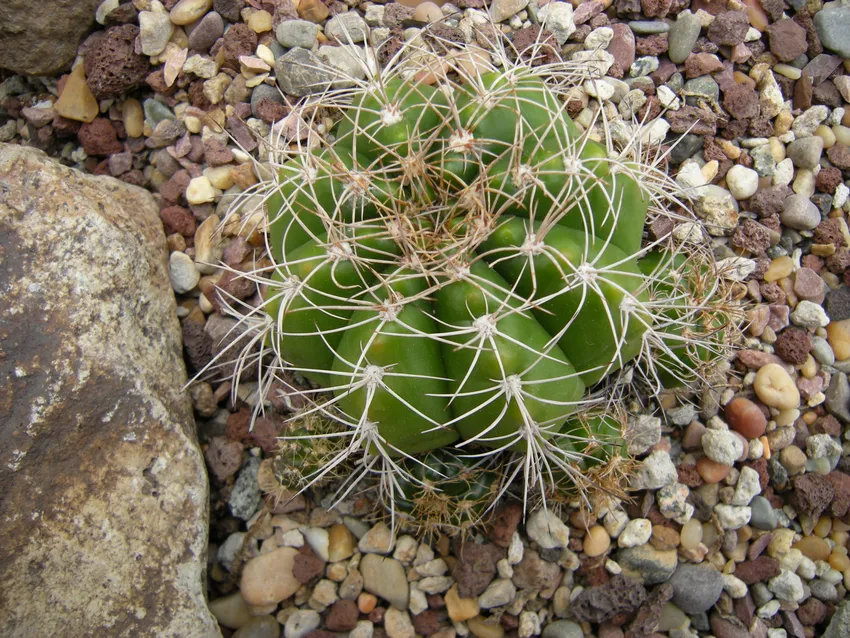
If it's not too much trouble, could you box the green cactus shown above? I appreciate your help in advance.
[216,25,737,523]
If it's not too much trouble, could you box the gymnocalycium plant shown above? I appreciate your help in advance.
[211,20,738,529]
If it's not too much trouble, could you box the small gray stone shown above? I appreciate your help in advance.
[823,599,850,638]
[285,610,321,638]
[250,83,284,119]
[542,620,584,638]
[786,136,825,169]
[319,45,367,88]
[825,287,850,322]
[139,10,174,57]
[325,12,369,43]
[618,545,678,585]
[749,496,778,530]
[807,433,843,459]
[360,553,409,610]
[632,450,678,490]
[684,76,719,103]
[792,105,830,137]
[810,579,840,602]
[629,20,669,34]
[538,2,575,45]
[781,194,821,230]
[630,56,659,77]
[732,465,761,506]
[275,19,319,49]
[714,504,751,529]
[702,428,743,466]
[188,11,224,51]
[812,336,836,366]
[478,578,516,609]
[669,564,724,613]
[768,569,804,602]
[814,0,850,58]
[668,10,702,64]
[230,456,262,520]
[275,48,334,96]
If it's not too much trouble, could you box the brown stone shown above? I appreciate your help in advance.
[708,10,750,46]
[791,473,835,519]
[451,540,504,598]
[326,600,359,632]
[774,328,813,365]
[734,556,781,584]
[0,144,217,635]
[766,19,808,62]
[84,25,151,99]
[724,84,760,120]
[293,546,326,584]
[487,502,522,548]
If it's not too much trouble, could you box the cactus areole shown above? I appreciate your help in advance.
[247,36,732,512]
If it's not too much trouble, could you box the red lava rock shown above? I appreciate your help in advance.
[666,105,718,135]
[798,376,824,401]
[826,471,850,517]
[793,268,826,304]
[826,143,850,170]
[734,592,755,626]
[203,137,233,166]
[797,597,827,626]
[215,269,257,308]
[487,502,522,547]
[792,9,822,58]
[812,414,842,437]
[791,473,835,519]
[607,23,636,71]
[749,185,791,218]
[723,84,760,120]
[451,540,504,598]
[573,0,606,24]
[684,52,724,78]
[293,546,326,584]
[182,319,214,373]
[827,250,850,274]
[708,10,749,46]
[641,0,672,18]
[571,574,647,624]
[736,350,787,370]
[734,556,781,584]
[326,600,360,632]
[221,23,258,70]
[731,219,771,255]
[725,397,767,439]
[816,166,843,194]
[628,583,673,637]
[78,118,124,156]
[84,25,151,99]
[636,34,668,56]
[160,205,197,236]
[512,549,563,591]
[214,0,245,21]
[411,610,441,636]
[766,18,808,62]
[677,464,704,487]
[747,532,773,560]
[368,607,385,624]
[204,435,244,482]
[774,328,813,365]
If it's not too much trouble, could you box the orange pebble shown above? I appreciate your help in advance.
[696,456,733,484]
[358,592,377,614]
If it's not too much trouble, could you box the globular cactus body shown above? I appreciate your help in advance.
[224,29,736,521]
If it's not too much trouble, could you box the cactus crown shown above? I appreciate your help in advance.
[208,21,739,528]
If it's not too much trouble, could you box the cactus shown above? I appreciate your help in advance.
[212,23,738,525]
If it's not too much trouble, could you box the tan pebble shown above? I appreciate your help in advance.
[231,162,258,190]
[794,535,830,561]
[775,109,794,136]
[327,523,356,562]
[811,243,837,257]
[240,547,300,606]
[767,528,795,557]
[768,137,786,162]
[779,445,807,475]
[799,354,817,379]
[413,1,443,22]
[467,615,504,638]
[774,408,800,427]
[256,43,276,67]
[701,160,719,183]
[247,9,273,32]
[444,584,479,622]
[680,518,703,550]
[204,165,235,190]
[834,125,850,147]
[814,516,833,538]
[830,552,850,572]
[754,363,800,410]
[583,525,611,557]
[357,592,377,614]
[186,175,218,204]
[650,525,680,551]
[696,456,732,484]
[119,98,143,138]
[245,72,268,88]
[170,0,213,25]
[816,124,837,149]
[54,64,99,123]
[827,320,850,361]
[763,256,794,282]
[774,63,802,80]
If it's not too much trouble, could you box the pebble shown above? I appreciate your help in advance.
[541,620,584,638]
[478,579,516,609]
[285,610,321,638]
[618,545,678,584]
[359,553,409,610]
[791,300,830,330]
[467,615,505,638]
[538,2,576,45]
[54,64,99,123]
[209,592,252,630]
[814,1,850,58]
[384,607,414,638]
[768,570,805,602]
[233,616,280,638]
[327,523,356,562]
[725,397,767,438]
[702,429,744,466]
[754,363,800,410]
[670,564,725,613]
[302,527,330,562]
[247,10,272,33]
[445,585,479,622]
[781,194,821,230]
[169,251,200,293]
[732,466,762,505]
[787,136,825,170]
[170,0,213,25]
[827,320,850,360]
[668,10,702,64]
[276,20,319,49]
[139,9,175,57]
[715,504,752,529]
[632,450,678,490]
[359,522,393,554]
[526,509,570,549]
[726,165,759,200]
[240,547,300,606]
[583,525,611,557]
[750,496,778,530]
[619,519,652,548]
[186,175,218,204]
[188,11,224,50]
[325,12,369,43]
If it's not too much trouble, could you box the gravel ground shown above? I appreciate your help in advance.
[4,0,850,636]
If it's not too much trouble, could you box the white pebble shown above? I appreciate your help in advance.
[725,165,759,200]
[618,518,652,548]
[169,251,200,293]
[186,175,218,204]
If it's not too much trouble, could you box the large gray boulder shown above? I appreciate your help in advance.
[0,144,220,637]
[0,0,102,75]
